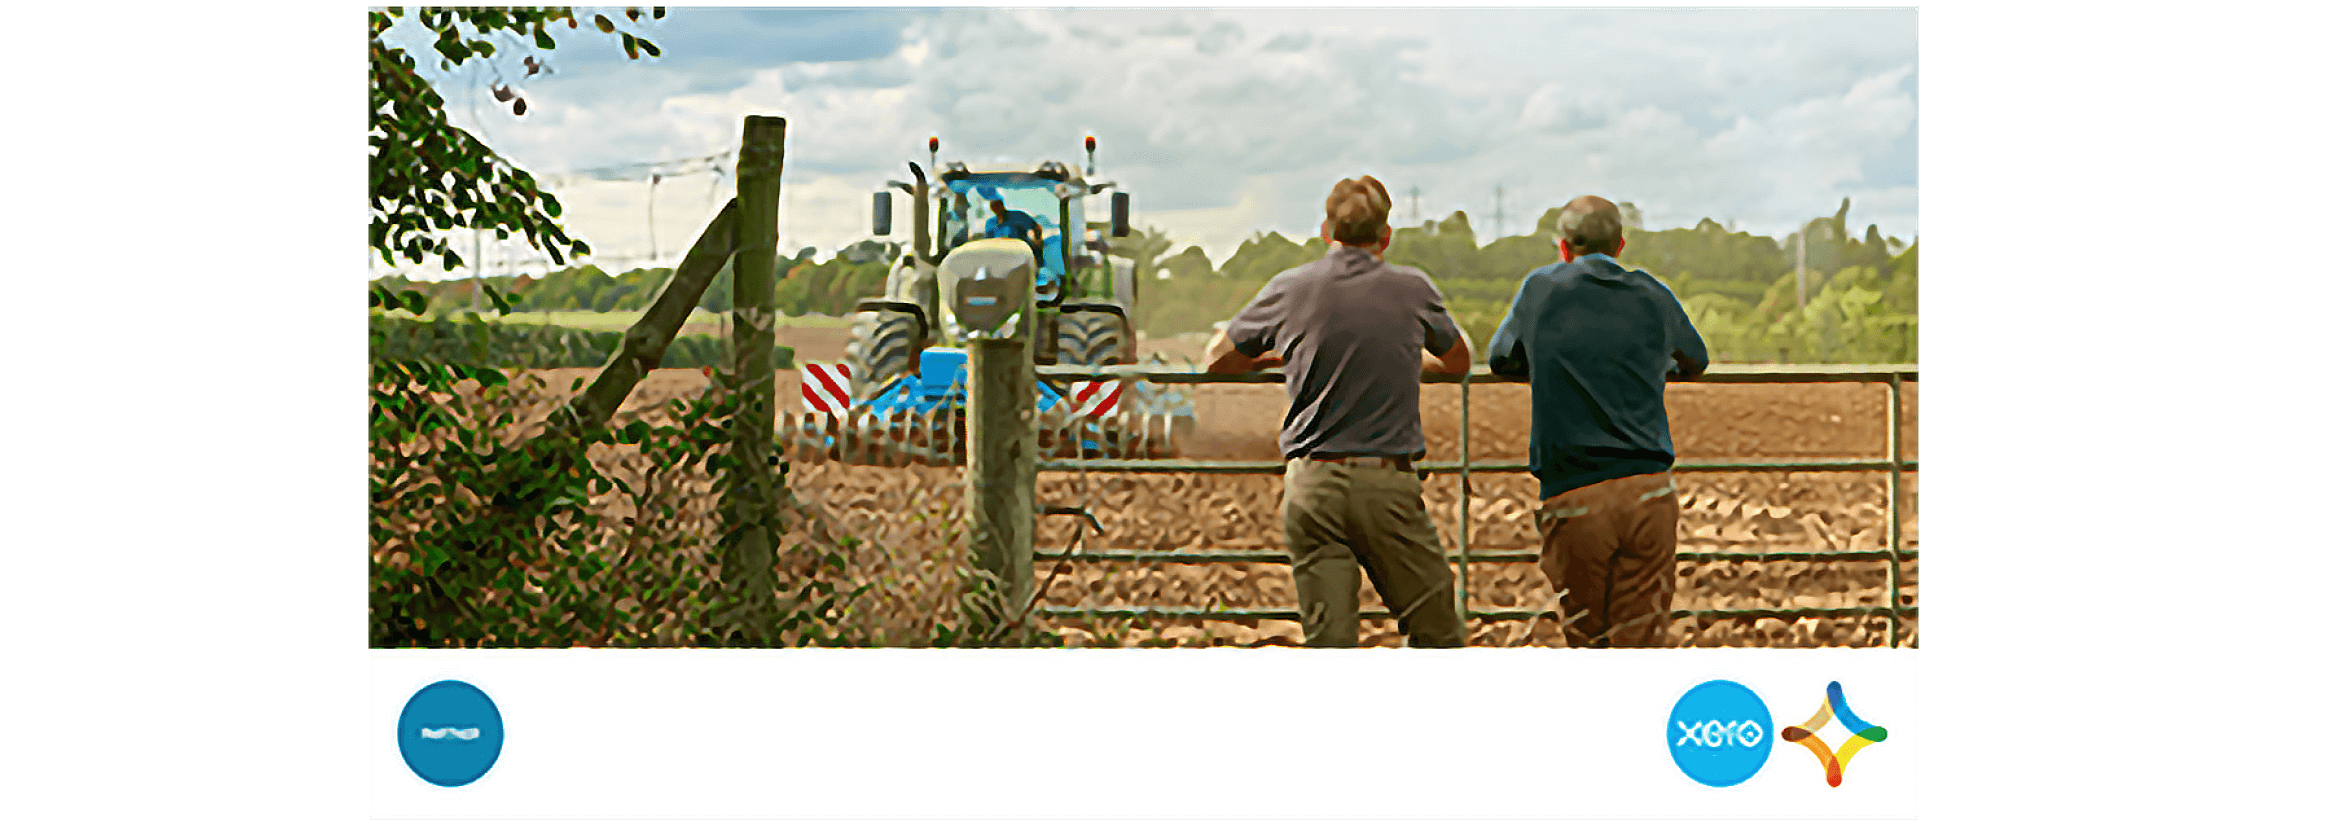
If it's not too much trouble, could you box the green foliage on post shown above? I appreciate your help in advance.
[369,282,859,647]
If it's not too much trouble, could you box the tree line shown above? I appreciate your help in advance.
[372,239,899,319]
[372,199,1916,365]
[1114,198,1916,364]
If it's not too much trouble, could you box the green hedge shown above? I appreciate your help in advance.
[370,313,793,370]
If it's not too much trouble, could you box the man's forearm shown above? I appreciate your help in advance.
[1669,349,1706,382]
[1422,336,1472,377]
[1487,346,1529,380]
[1204,326,1279,373]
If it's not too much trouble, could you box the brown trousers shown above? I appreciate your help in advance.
[1535,472,1680,647]
[1281,458,1468,647]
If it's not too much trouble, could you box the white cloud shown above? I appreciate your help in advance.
[378,8,1918,279]
[1139,176,1297,264]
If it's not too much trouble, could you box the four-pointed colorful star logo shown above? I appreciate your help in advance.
[1778,681,1888,787]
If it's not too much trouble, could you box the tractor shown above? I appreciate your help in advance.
[791,136,1194,464]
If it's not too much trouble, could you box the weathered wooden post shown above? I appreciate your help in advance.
[957,241,1041,634]
[720,114,787,635]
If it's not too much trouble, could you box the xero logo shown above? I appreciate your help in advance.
[1665,680,1774,787]
[1779,681,1888,787]
[1676,718,1769,750]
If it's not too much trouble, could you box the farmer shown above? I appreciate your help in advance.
[1203,174,1472,647]
[1487,195,1708,647]
[978,186,1043,257]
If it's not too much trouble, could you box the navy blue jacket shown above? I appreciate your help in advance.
[1487,253,1708,499]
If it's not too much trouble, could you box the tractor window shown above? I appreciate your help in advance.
[951,180,1065,243]
[943,179,1086,296]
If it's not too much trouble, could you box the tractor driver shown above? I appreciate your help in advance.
[978,186,1044,259]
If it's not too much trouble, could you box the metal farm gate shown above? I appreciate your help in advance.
[1018,364,1920,647]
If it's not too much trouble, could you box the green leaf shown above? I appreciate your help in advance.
[593,13,614,33]
[640,41,660,58]
[534,26,555,50]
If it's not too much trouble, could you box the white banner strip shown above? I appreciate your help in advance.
[374,650,1916,820]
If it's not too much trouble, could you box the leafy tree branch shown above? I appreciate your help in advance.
[368,7,664,273]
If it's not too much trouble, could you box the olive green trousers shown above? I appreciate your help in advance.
[1281,458,1468,647]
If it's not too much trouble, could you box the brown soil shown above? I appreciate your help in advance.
[432,358,1919,648]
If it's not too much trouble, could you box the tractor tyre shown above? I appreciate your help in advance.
[1056,309,1126,368]
[1055,308,1128,457]
[844,308,922,401]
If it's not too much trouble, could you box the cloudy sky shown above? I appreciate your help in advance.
[374,6,1917,279]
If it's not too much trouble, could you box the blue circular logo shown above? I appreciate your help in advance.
[1666,680,1773,787]
[397,680,504,787]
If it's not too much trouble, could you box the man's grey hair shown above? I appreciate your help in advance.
[1554,195,1624,253]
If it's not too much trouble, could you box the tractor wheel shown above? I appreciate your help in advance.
[1056,309,1126,368]
[1054,309,1125,457]
[844,308,922,401]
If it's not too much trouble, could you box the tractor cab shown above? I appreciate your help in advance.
[938,171,1081,304]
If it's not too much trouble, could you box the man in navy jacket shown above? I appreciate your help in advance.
[1487,195,1707,647]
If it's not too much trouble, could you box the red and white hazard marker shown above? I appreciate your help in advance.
[800,362,852,415]
[1067,379,1122,418]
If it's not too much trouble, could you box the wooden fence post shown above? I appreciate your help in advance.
[967,312,1037,634]
[720,114,787,635]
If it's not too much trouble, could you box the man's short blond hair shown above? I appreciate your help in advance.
[1554,195,1624,253]
[1324,175,1393,246]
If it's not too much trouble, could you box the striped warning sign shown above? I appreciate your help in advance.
[1068,379,1122,418]
[801,362,851,415]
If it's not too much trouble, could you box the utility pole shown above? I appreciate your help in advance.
[1797,224,1831,361]
[1408,186,1422,225]
[1796,226,1808,306]
[495,236,506,313]
[648,172,661,264]
[1493,184,1505,240]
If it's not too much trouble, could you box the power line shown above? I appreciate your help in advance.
[375,128,729,284]
[539,150,735,187]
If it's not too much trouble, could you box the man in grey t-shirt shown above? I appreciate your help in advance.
[1203,174,1472,647]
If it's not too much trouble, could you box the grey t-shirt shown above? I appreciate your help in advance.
[1224,245,1463,459]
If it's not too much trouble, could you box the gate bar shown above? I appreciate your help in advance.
[1456,373,1472,628]
[1042,458,1918,474]
[1039,364,1917,384]
[1887,376,1906,647]
[1035,605,1922,623]
[1035,548,1922,565]
[1020,362,1918,646]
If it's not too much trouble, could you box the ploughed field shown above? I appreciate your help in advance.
[468,367,1918,648]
